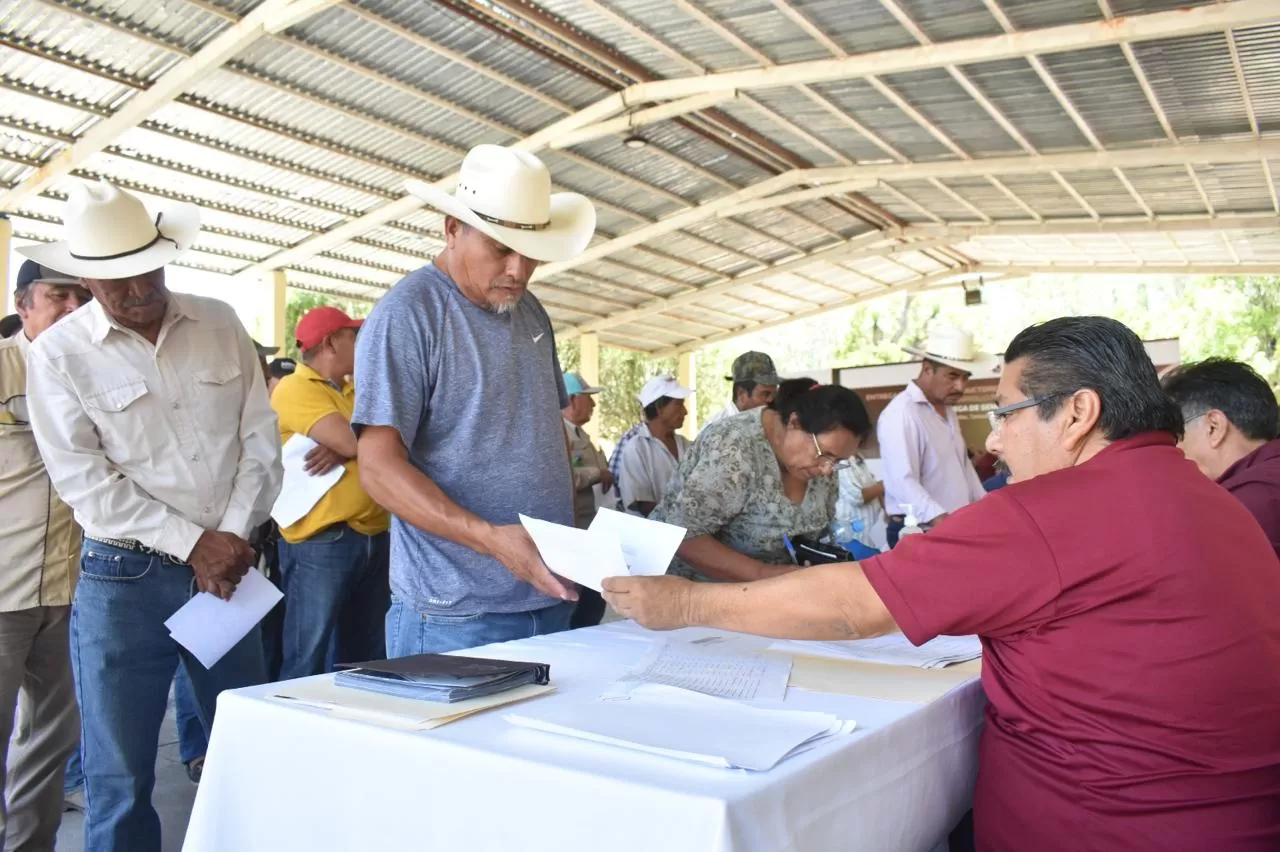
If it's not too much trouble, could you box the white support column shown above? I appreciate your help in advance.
[0,216,12,317]
[579,332,601,441]
[678,350,698,440]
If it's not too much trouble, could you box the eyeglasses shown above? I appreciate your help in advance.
[986,392,1067,432]
[811,433,853,471]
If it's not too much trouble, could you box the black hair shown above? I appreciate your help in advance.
[768,377,872,440]
[1162,358,1279,442]
[643,396,678,421]
[732,380,757,401]
[1004,316,1184,441]
[0,314,20,339]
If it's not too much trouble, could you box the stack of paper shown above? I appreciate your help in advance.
[778,633,981,669]
[506,684,855,771]
[335,653,550,703]
[518,509,686,591]
[606,638,791,703]
[273,679,554,731]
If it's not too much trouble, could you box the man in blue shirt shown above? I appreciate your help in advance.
[353,145,596,655]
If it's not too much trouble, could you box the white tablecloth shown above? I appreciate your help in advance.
[182,622,985,852]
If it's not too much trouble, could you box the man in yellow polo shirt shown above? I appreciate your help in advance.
[272,307,389,679]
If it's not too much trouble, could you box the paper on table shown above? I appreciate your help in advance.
[507,685,853,771]
[271,434,345,528]
[588,508,686,576]
[780,652,980,704]
[607,639,792,703]
[272,679,555,731]
[519,514,628,592]
[776,633,982,669]
[164,569,283,668]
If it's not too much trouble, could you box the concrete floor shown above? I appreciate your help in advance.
[55,697,199,852]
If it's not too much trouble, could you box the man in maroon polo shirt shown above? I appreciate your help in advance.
[1163,358,1280,560]
[604,317,1280,851]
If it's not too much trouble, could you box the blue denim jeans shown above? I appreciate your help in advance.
[72,541,266,852]
[63,667,209,794]
[278,526,389,679]
[385,597,575,657]
[172,665,208,766]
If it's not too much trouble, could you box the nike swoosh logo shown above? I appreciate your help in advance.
[532,333,545,343]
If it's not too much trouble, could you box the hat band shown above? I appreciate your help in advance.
[923,350,973,363]
[68,213,178,262]
[471,208,550,232]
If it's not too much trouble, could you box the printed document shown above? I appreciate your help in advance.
[608,639,791,703]
[519,514,629,592]
[588,508,685,576]
[271,434,345,528]
[165,568,283,668]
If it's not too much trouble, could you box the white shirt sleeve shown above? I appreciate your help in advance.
[877,402,948,523]
[26,345,206,560]
[216,322,284,539]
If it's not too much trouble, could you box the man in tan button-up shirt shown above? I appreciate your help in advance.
[0,260,90,848]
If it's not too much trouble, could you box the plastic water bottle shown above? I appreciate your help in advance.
[897,504,925,540]
[830,515,866,547]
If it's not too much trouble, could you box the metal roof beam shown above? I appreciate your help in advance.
[653,266,965,357]
[710,139,1280,221]
[985,263,1280,276]
[905,216,1280,237]
[229,0,1278,277]
[559,232,967,340]
[0,0,346,212]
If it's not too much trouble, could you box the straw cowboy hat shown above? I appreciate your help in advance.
[406,145,595,263]
[903,325,993,374]
[18,181,200,280]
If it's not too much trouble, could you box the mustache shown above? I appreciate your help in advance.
[121,294,161,309]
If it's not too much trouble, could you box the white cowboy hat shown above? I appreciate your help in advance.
[406,145,595,263]
[18,181,200,280]
[903,325,993,374]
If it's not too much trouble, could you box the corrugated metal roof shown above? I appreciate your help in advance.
[1,0,1278,356]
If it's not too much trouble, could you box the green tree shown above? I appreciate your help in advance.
[282,290,371,361]
[556,339,675,446]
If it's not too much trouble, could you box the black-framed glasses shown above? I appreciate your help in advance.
[811,432,853,471]
[987,392,1067,432]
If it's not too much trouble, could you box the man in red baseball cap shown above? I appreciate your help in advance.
[295,306,363,353]
[270,307,389,680]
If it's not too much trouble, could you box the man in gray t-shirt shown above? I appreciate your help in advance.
[353,144,596,656]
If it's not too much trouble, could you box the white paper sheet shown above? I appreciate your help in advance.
[608,639,792,703]
[271,434,345,528]
[506,684,854,771]
[588,508,686,576]
[165,569,283,668]
[519,514,629,592]
[776,633,982,669]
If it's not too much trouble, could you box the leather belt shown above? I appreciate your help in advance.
[85,536,189,565]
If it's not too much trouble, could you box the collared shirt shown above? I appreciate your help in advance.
[703,400,741,428]
[1217,438,1280,560]
[272,363,388,543]
[863,434,1280,850]
[651,408,836,579]
[564,419,608,529]
[607,423,644,504]
[26,294,283,561]
[614,422,689,513]
[876,380,984,522]
[0,332,80,610]
[835,455,882,543]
